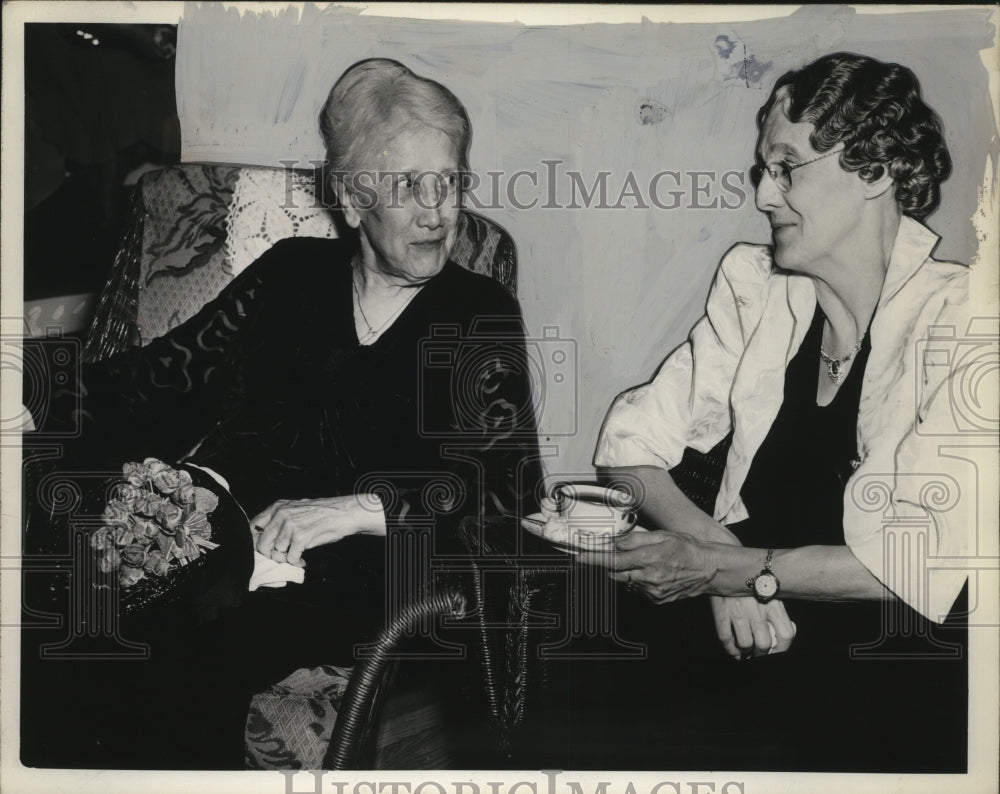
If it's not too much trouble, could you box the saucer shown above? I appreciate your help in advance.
[522,513,640,554]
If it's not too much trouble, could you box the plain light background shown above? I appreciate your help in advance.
[176,3,997,479]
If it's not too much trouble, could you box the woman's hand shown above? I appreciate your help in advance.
[578,528,716,603]
[710,596,796,660]
[252,494,386,567]
[578,528,798,658]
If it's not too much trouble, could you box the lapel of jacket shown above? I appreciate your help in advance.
[855,216,939,469]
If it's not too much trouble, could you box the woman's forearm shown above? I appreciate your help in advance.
[597,467,890,601]
[706,542,890,601]
[597,465,739,544]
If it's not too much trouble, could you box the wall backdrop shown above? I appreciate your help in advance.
[176,3,999,479]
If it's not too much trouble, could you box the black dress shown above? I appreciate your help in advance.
[685,306,968,772]
[21,237,543,769]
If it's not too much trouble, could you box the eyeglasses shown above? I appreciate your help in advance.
[749,148,843,192]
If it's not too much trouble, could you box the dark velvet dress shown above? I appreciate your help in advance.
[21,237,542,769]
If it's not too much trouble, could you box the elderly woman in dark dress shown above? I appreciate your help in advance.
[587,52,969,770]
[24,58,541,769]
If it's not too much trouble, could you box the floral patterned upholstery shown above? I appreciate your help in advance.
[244,665,352,770]
[136,166,238,344]
[136,165,339,344]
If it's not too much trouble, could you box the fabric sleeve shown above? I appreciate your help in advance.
[844,278,974,622]
[594,244,769,470]
[35,242,291,469]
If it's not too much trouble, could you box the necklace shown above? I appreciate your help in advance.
[352,271,420,344]
[819,336,864,385]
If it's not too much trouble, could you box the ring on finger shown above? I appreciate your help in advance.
[626,571,634,592]
[273,536,292,553]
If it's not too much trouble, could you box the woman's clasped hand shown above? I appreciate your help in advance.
[252,493,387,567]
[577,530,797,659]
[578,528,716,603]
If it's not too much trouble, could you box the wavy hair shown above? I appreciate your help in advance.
[757,52,951,220]
[319,58,471,203]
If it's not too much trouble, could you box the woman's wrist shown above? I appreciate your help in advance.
[702,541,762,597]
[355,493,387,535]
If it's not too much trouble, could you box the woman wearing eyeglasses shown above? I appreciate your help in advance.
[586,52,969,770]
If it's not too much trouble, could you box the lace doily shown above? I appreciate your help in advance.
[224,168,338,277]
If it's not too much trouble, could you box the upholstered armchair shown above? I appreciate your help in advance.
[81,163,519,768]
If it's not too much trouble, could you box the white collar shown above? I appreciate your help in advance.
[877,215,941,309]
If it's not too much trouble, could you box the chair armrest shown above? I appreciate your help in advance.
[82,185,146,361]
[323,589,467,770]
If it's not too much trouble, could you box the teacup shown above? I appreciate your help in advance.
[548,483,637,547]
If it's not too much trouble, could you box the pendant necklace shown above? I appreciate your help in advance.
[352,270,420,344]
[819,335,864,385]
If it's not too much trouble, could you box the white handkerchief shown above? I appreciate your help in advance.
[249,550,305,591]
[247,517,303,591]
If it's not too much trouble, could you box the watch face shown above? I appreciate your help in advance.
[754,573,778,598]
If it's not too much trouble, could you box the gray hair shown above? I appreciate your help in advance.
[319,58,472,201]
[756,52,951,220]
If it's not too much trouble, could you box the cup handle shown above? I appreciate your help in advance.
[550,481,572,511]
[622,510,638,531]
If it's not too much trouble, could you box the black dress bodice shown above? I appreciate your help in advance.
[735,305,869,549]
[730,305,884,650]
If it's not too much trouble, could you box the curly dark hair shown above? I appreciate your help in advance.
[757,52,951,220]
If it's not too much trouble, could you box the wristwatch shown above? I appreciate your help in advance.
[746,548,780,603]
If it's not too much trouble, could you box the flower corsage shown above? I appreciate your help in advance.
[90,458,221,587]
